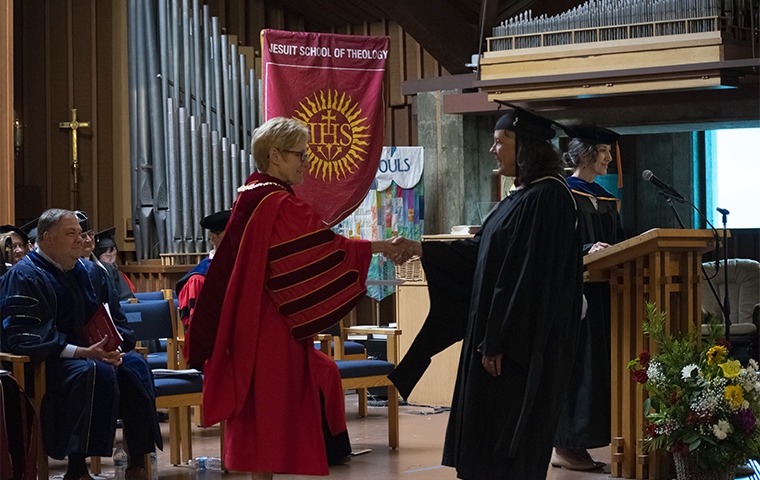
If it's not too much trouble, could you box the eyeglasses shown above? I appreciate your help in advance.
[281,149,310,162]
[80,230,95,240]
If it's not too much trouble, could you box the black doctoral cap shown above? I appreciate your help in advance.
[563,125,620,145]
[494,105,556,141]
[75,210,91,233]
[200,210,231,234]
[20,217,39,243]
[0,225,28,245]
[95,227,117,250]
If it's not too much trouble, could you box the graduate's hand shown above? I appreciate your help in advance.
[588,242,610,254]
[384,239,410,264]
[392,236,422,258]
[482,353,503,377]
[76,336,125,366]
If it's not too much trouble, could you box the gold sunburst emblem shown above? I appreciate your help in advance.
[293,90,370,182]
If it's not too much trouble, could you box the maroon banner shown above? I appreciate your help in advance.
[262,29,388,226]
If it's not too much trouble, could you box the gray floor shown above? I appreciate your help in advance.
[45,393,759,480]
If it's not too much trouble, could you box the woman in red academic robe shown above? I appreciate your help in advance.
[186,117,406,480]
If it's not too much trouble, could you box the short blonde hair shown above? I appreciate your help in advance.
[251,117,309,172]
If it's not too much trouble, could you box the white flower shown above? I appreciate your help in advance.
[713,420,731,440]
[748,358,759,373]
[682,364,699,380]
[647,362,665,385]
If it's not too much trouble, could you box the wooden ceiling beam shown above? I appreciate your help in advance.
[343,0,386,23]
[374,0,480,74]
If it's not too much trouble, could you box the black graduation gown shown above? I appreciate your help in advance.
[101,262,136,302]
[553,177,625,449]
[0,252,162,460]
[391,175,584,480]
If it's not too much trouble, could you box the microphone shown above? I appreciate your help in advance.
[716,207,730,216]
[642,169,685,202]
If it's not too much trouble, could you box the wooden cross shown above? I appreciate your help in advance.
[59,108,90,185]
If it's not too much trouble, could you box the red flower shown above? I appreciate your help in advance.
[672,442,690,457]
[639,350,650,365]
[647,424,658,438]
[717,338,732,350]
[633,369,649,384]
[670,391,679,405]
[687,412,699,425]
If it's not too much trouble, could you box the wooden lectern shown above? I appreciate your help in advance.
[584,229,720,480]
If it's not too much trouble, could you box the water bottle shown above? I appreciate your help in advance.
[113,444,128,480]
[193,456,222,471]
[150,452,158,480]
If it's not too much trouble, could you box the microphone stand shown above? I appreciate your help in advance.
[661,192,686,228]
[717,208,731,344]
[656,189,727,328]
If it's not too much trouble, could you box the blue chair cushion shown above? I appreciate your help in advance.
[154,375,203,397]
[147,352,168,370]
[133,291,166,301]
[343,341,366,356]
[334,360,394,379]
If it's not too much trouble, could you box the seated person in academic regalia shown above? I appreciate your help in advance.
[75,211,97,260]
[0,224,30,269]
[175,210,231,332]
[0,209,162,480]
[93,227,136,302]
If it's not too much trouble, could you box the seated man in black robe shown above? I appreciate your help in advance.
[0,209,162,480]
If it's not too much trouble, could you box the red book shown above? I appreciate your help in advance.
[83,304,123,352]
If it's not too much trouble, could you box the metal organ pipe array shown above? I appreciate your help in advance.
[490,0,757,50]
[128,0,261,260]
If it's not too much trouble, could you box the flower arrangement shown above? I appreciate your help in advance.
[628,302,760,473]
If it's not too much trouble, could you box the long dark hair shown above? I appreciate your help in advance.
[515,134,564,185]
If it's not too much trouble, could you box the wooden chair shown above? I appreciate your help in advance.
[318,320,402,448]
[0,354,47,479]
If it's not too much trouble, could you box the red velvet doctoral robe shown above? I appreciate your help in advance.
[188,173,371,475]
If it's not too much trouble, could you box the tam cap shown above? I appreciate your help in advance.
[494,108,556,141]
[75,210,91,233]
[95,227,117,250]
[200,210,231,234]
[20,217,39,242]
[563,125,620,145]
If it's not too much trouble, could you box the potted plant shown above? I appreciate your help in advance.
[628,302,760,479]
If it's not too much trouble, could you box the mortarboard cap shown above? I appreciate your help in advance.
[20,217,39,242]
[95,227,117,250]
[200,210,231,234]
[0,225,28,245]
[563,125,620,145]
[75,210,91,233]
[494,107,556,141]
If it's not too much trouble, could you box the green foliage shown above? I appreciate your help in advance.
[628,301,760,472]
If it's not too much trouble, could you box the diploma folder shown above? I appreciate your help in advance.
[83,304,123,352]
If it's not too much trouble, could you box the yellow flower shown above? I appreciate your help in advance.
[725,385,745,408]
[719,360,742,378]
[707,345,728,365]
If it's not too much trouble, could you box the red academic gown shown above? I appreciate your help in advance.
[187,173,371,475]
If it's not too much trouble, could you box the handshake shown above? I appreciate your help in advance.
[371,236,422,265]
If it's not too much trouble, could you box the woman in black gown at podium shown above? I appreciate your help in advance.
[552,125,626,471]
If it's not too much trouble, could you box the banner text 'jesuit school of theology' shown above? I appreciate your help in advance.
[268,42,388,60]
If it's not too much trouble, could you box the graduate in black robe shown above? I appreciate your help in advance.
[0,209,161,480]
[389,109,584,480]
[552,126,625,470]
[93,227,136,302]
